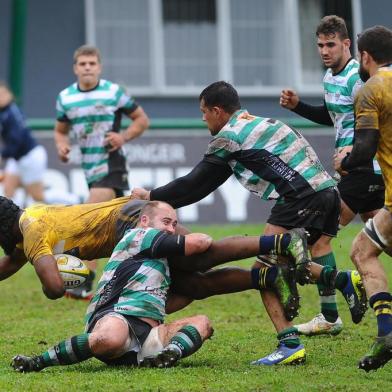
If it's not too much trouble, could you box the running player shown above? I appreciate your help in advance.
[280,15,384,336]
[334,25,392,372]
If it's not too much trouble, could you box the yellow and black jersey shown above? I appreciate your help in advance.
[355,67,392,209]
[17,197,146,264]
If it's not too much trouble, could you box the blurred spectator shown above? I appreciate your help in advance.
[0,82,80,206]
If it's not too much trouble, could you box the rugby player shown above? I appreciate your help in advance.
[11,201,215,371]
[132,81,367,364]
[334,25,392,372]
[281,15,384,336]
[54,45,150,299]
[0,194,307,315]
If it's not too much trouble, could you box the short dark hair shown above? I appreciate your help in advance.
[138,201,172,222]
[316,15,349,40]
[0,197,22,255]
[357,25,392,64]
[199,81,241,114]
[73,45,101,64]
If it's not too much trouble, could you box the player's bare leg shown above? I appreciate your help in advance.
[351,208,392,372]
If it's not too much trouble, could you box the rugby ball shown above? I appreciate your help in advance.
[55,254,90,289]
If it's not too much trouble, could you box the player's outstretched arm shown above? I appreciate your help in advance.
[34,255,65,300]
[184,233,212,256]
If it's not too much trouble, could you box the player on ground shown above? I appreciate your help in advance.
[54,45,150,299]
[10,200,362,371]
[0,194,307,311]
[132,81,367,365]
[11,201,214,371]
[334,25,392,372]
[280,15,384,336]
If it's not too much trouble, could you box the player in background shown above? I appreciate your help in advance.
[54,45,150,299]
[280,15,384,336]
[11,201,214,371]
[334,25,392,372]
[0,82,80,206]
[132,81,367,365]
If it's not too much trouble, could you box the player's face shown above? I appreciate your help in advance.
[200,99,224,136]
[317,33,350,71]
[73,55,102,88]
[149,205,178,234]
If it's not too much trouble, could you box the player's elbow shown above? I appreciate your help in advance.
[43,281,65,300]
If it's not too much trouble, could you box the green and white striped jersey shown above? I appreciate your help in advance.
[56,79,137,184]
[205,110,335,201]
[323,58,381,174]
[85,227,171,326]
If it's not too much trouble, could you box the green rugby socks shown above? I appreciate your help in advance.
[165,326,203,358]
[39,333,92,368]
[313,253,339,323]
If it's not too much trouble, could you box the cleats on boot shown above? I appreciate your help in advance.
[11,355,44,373]
[139,347,181,368]
[359,332,392,372]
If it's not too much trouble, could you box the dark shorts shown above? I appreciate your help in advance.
[89,172,129,197]
[338,171,384,214]
[87,310,152,367]
[88,151,129,195]
[267,187,340,245]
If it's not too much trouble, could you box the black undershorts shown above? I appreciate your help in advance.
[267,187,340,245]
[87,310,152,367]
[338,171,384,214]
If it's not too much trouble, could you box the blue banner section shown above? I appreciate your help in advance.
[1,128,335,224]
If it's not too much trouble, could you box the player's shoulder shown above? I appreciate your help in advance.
[58,82,78,99]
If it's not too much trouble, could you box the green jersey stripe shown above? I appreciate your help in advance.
[82,159,108,170]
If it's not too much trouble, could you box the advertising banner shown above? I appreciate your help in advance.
[3,128,335,224]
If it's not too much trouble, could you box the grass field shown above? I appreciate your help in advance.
[1,223,392,391]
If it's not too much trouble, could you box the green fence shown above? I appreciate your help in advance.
[27,118,323,131]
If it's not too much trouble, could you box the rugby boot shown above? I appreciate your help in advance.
[358,332,392,372]
[139,347,181,368]
[286,228,312,285]
[271,264,300,321]
[340,270,367,324]
[295,313,343,336]
[11,355,45,373]
[251,343,306,366]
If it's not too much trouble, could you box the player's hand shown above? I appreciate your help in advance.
[333,150,349,176]
[131,187,151,200]
[280,89,299,110]
[56,143,71,163]
[105,132,125,152]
